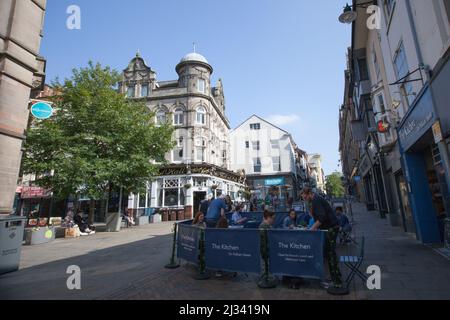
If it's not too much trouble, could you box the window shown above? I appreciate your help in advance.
[250,123,261,130]
[196,147,205,162]
[357,58,369,81]
[363,96,376,129]
[271,140,279,149]
[156,110,166,125]
[245,141,249,148]
[272,157,281,172]
[377,94,386,114]
[196,106,206,125]
[198,79,206,93]
[173,147,183,162]
[138,193,146,208]
[173,108,184,125]
[253,157,261,173]
[141,84,149,97]
[394,43,415,107]
[127,85,135,98]
[252,141,260,151]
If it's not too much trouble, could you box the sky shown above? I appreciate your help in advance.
[40,0,351,175]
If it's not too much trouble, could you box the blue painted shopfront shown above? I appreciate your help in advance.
[397,86,442,243]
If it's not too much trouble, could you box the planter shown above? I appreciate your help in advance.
[24,227,56,245]
[105,212,121,232]
[136,216,149,226]
[151,214,162,223]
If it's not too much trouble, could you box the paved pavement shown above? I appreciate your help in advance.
[1,203,449,300]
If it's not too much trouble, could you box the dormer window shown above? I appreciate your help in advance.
[198,79,206,93]
[127,85,135,98]
[141,84,149,97]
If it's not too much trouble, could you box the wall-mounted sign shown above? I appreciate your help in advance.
[398,88,436,151]
[265,177,285,186]
[432,121,443,144]
[31,102,53,120]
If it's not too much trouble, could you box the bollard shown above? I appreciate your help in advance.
[194,228,210,280]
[257,228,277,289]
[165,223,180,269]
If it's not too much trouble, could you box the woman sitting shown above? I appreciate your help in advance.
[193,212,207,228]
[282,210,298,229]
[231,205,248,225]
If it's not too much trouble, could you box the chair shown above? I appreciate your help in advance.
[340,236,367,290]
[339,223,358,245]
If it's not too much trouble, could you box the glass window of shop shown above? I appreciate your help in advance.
[157,178,186,207]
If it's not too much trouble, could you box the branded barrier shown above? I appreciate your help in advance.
[177,224,200,264]
[205,228,261,274]
[268,229,325,279]
[171,215,326,282]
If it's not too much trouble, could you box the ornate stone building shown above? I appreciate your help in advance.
[119,52,245,217]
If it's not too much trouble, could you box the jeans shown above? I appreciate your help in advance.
[326,226,343,286]
[206,219,218,228]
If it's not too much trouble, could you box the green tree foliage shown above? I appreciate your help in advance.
[22,62,175,202]
[326,172,345,198]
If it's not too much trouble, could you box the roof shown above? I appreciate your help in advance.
[230,114,290,134]
[180,52,209,64]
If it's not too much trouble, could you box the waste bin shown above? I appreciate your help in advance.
[105,212,121,232]
[0,216,27,275]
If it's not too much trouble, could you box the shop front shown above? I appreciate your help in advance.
[128,164,246,220]
[247,175,297,211]
[397,85,450,243]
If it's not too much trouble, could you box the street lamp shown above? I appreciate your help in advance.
[338,1,378,24]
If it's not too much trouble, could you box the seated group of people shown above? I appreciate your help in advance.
[192,206,352,237]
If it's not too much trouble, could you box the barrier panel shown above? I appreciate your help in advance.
[177,224,201,264]
[205,228,261,274]
[174,214,326,281]
[268,229,325,279]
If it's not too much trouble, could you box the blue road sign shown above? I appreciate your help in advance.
[31,102,53,120]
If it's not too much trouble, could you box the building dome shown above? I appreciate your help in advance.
[180,52,209,64]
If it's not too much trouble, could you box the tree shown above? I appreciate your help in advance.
[22,62,175,222]
[326,172,345,198]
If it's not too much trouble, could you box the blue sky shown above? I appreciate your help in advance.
[41,0,351,175]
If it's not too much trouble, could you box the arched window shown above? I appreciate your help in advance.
[156,109,167,125]
[196,106,206,125]
[173,107,184,125]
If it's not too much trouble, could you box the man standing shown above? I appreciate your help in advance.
[199,194,212,216]
[205,194,227,228]
[300,187,345,293]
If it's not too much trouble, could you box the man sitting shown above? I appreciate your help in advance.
[335,207,352,243]
[74,211,95,235]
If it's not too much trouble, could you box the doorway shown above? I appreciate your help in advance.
[395,172,416,234]
[193,191,206,213]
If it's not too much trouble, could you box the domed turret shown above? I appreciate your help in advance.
[176,51,213,93]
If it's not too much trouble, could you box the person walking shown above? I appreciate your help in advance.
[300,187,345,293]
[205,194,227,228]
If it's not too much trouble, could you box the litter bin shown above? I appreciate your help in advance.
[0,216,27,275]
[106,212,121,232]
